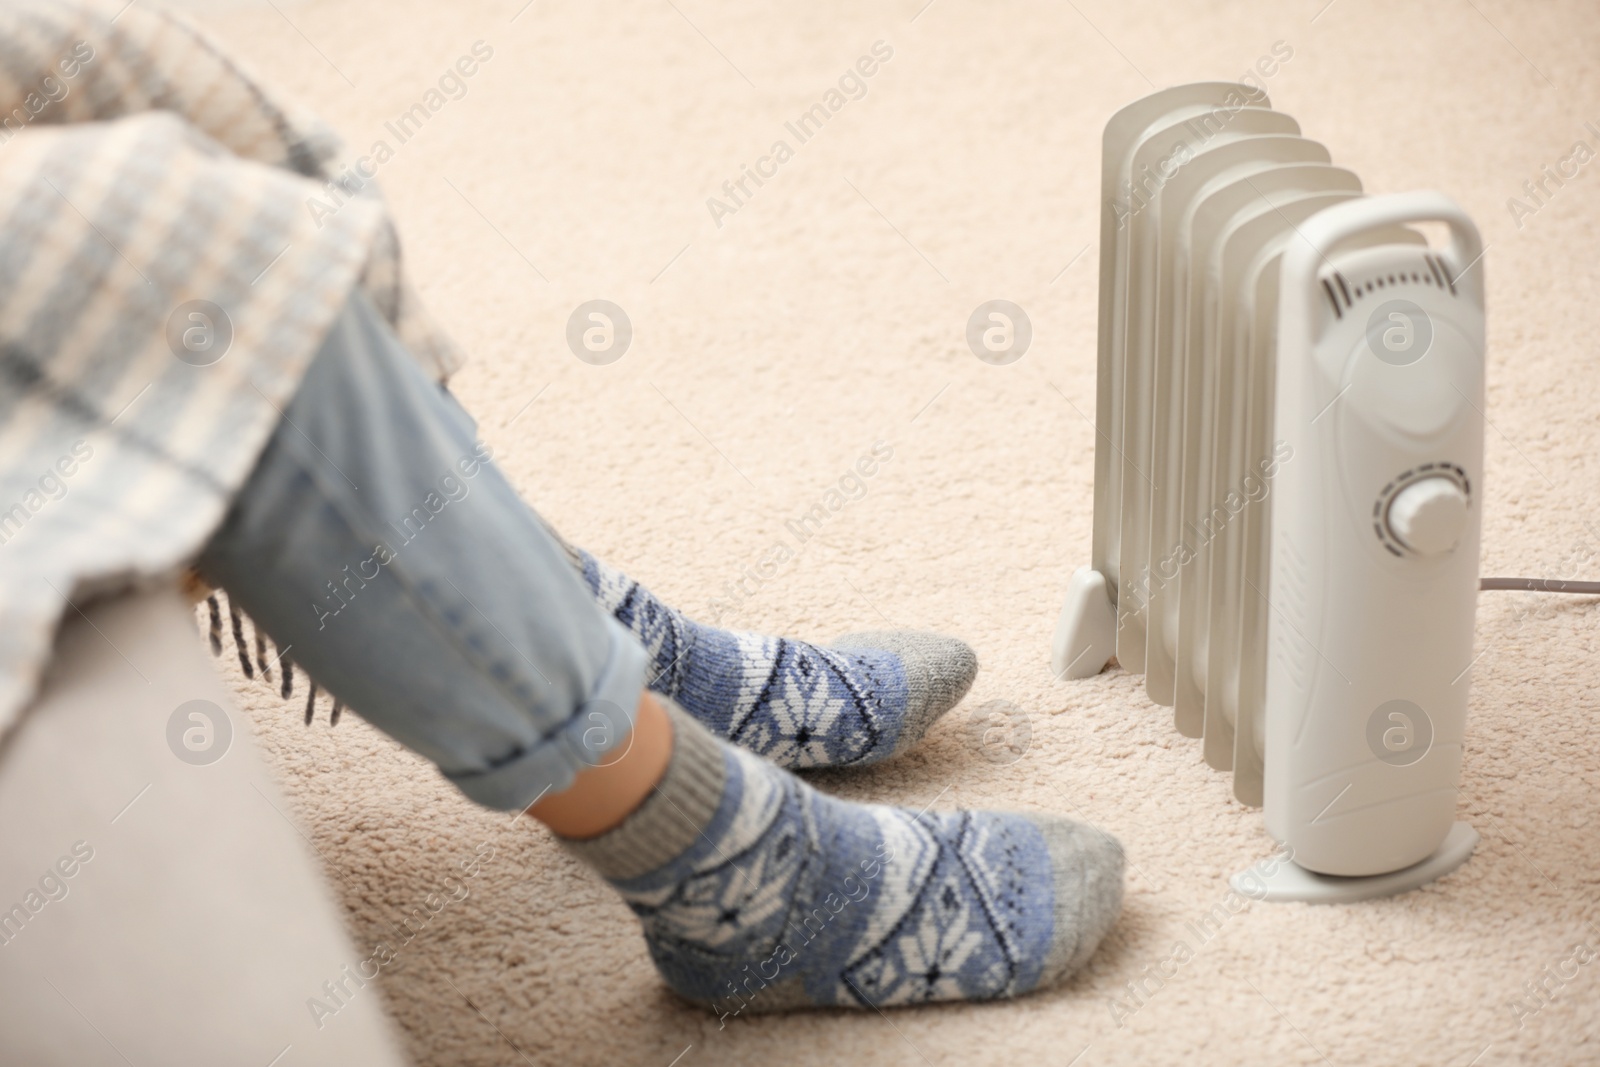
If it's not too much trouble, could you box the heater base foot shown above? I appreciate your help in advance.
[1052,566,1116,679]
[1236,822,1479,904]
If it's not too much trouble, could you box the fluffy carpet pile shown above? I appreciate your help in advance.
[181,0,1600,1062]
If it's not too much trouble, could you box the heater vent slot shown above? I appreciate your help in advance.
[1322,278,1343,318]
[1429,253,1457,294]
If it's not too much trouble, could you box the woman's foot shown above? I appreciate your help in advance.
[578,551,979,769]
[561,701,1124,1015]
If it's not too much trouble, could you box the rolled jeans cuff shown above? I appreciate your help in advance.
[444,617,649,810]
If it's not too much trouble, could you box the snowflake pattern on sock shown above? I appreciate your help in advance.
[611,746,1061,1013]
[580,551,908,768]
[842,811,1041,1005]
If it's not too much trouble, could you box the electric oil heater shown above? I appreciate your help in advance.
[1052,83,1484,903]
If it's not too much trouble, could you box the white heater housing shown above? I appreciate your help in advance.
[1052,84,1484,903]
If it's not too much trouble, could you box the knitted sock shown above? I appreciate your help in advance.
[563,702,1124,1015]
[577,550,977,769]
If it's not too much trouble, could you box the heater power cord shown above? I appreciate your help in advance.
[1479,578,1600,594]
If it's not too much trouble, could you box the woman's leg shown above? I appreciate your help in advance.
[199,290,649,810]
[199,290,1125,1012]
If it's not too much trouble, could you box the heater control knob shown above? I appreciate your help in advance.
[1386,477,1468,556]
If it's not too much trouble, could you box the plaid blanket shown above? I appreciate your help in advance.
[0,0,460,739]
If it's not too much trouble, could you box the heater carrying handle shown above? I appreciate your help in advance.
[1279,191,1483,350]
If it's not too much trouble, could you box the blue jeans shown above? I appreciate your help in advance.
[199,291,647,810]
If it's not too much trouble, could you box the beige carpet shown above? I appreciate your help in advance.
[178,0,1600,1063]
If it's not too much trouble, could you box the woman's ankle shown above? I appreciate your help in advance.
[527,691,673,839]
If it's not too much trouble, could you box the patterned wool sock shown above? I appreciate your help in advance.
[563,701,1124,1015]
[577,550,978,769]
